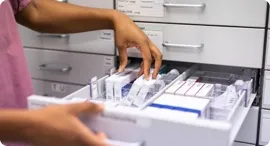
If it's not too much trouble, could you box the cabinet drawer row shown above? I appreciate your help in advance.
[117,0,267,27]
[32,79,83,98]
[24,48,116,85]
[128,23,264,68]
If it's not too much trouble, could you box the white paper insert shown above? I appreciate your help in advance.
[117,0,164,17]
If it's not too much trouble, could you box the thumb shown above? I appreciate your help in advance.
[67,102,104,115]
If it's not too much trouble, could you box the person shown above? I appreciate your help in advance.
[0,0,163,145]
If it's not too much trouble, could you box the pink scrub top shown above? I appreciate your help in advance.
[0,0,33,109]
[0,0,33,144]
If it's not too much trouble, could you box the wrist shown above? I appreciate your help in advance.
[0,110,34,143]
[109,10,126,30]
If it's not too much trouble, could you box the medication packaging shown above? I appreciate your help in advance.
[114,68,140,101]
[175,81,196,95]
[165,80,186,94]
[196,84,214,98]
[150,94,210,118]
[185,83,205,97]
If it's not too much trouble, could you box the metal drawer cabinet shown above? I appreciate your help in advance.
[260,110,270,146]
[32,79,83,97]
[133,23,264,68]
[25,48,115,85]
[235,107,259,144]
[116,0,266,27]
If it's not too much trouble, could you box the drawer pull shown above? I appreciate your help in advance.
[106,139,144,146]
[56,0,67,2]
[39,64,72,73]
[162,42,204,50]
[37,33,69,38]
[163,3,206,9]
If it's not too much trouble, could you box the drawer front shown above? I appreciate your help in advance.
[235,107,258,144]
[32,79,83,97]
[263,71,270,109]
[116,0,266,27]
[18,0,115,55]
[25,48,115,85]
[265,32,270,70]
[233,142,254,146]
[18,25,43,48]
[260,110,270,145]
[136,23,264,68]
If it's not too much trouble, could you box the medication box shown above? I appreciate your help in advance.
[165,80,186,94]
[150,94,211,118]
[175,81,196,95]
[185,83,205,97]
[196,84,214,98]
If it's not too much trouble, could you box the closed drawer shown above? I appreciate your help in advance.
[134,23,264,68]
[235,107,258,144]
[32,79,83,97]
[19,27,115,55]
[18,25,43,49]
[25,48,115,85]
[265,32,270,70]
[260,110,270,145]
[18,0,115,55]
[116,0,266,27]
[233,142,254,146]
[263,71,270,109]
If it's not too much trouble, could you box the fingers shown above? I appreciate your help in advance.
[118,47,128,72]
[138,62,144,77]
[149,42,163,79]
[139,41,152,80]
[67,102,104,115]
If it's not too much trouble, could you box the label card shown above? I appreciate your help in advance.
[117,0,164,17]
[99,30,114,41]
[51,83,67,93]
[127,30,163,57]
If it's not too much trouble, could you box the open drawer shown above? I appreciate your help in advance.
[27,63,257,146]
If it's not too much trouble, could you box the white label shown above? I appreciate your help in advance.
[104,56,114,67]
[99,30,114,41]
[117,0,164,17]
[128,30,163,56]
[51,83,66,93]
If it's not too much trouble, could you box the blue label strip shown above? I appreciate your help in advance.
[150,103,201,116]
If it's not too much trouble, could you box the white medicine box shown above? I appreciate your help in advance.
[28,64,257,146]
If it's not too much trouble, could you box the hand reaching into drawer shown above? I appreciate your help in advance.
[113,12,163,80]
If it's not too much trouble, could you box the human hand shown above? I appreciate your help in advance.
[24,102,107,146]
[112,11,163,79]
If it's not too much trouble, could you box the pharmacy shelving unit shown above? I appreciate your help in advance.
[21,0,270,146]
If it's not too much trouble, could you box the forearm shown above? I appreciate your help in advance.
[0,110,32,143]
[16,0,118,33]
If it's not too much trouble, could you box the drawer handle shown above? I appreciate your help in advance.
[163,3,206,9]
[162,42,204,50]
[39,64,72,73]
[37,33,69,38]
[56,0,67,2]
[106,139,144,146]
